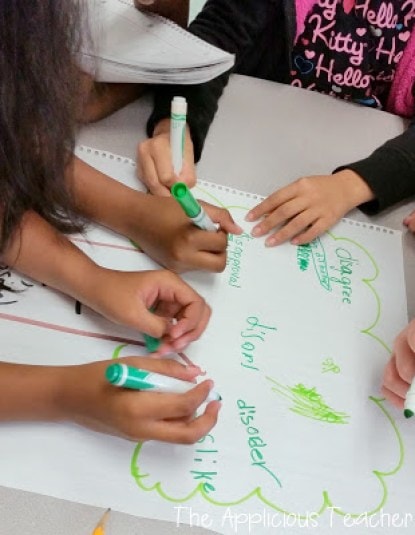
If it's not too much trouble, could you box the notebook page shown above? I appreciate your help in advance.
[80,0,234,83]
[0,146,411,535]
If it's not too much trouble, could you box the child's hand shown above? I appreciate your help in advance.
[137,118,196,196]
[246,170,374,246]
[382,320,415,409]
[86,268,211,354]
[403,209,415,232]
[129,194,242,273]
[59,356,220,442]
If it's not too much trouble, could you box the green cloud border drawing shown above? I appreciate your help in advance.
[128,187,405,519]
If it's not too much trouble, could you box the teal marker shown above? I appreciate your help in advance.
[105,363,222,402]
[171,96,187,175]
[171,182,218,232]
[404,378,415,418]
[143,333,161,352]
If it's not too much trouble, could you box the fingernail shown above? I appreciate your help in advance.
[291,238,299,245]
[188,364,202,375]
[251,226,262,237]
[265,237,277,247]
[245,212,254,222]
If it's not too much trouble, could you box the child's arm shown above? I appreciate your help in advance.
[138,0,274,193]
[247,121,415,245]
[2,210,211,352]
[382,319,415,410]
[69,157,242,273]
[0,357,220,443]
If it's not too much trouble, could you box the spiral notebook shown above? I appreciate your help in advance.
[0,146,411,535]
[80,0,234,84]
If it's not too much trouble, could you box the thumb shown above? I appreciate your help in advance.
[139,308,170,339]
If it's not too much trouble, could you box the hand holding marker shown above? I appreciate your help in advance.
[172,182,218,231]
[170,96,218,232]
[106,363,222,402]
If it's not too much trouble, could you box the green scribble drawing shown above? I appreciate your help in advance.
[297,243,311,271]
[129,194,404,519]
[266,377,350,424]
[322,358,341,374]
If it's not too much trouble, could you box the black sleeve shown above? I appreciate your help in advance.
[335,117,415,214]
[146,0,280,162]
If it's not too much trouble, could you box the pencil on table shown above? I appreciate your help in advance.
[92,508,111,535]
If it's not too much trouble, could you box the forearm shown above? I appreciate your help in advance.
[335,122,415,214]
[69,157,149,238]
[1,210,98,304]
[0,362,65,421]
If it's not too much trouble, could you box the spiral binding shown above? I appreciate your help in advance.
[76,145,399,236]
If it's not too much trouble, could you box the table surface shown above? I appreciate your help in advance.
[2,74,414,534]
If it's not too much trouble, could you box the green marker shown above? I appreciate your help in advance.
[171,182,218,232]
[404,378,415,418]
[105,363,222,402]
[143,333,161,352]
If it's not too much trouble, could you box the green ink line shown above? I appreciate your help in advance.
[195,185,249,213]
[111,344,127,360]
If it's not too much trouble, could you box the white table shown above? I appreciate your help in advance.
[1,74,413,534]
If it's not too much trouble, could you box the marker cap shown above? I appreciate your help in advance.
[171,182,201,218]
[171,96,187,116]
[105,363,152,390]
[144,333,161,352]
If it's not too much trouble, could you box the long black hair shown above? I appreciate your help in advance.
[0,1,86,252]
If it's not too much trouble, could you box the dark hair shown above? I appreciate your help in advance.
[0,1,86,253]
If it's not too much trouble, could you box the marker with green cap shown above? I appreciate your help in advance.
[404,378,415,418]
[143,333,161,352]
[171,182,218,232]
[105,363,222,402]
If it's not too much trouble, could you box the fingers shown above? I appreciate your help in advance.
[178,229,228,272]
[202,203,243,235]
[290,218,327,245]
[245,175,352,247]
[144,382,221,444]
[137,138,172,196]
[150,271,211,348]
[394,329,415,383]
[403,209,415,231]
[168,299,211,351]
[246,185,295,222]
[137,304,171,339]
[381,385,405,410]
[382,355,410,402]
[137,126,196,197]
